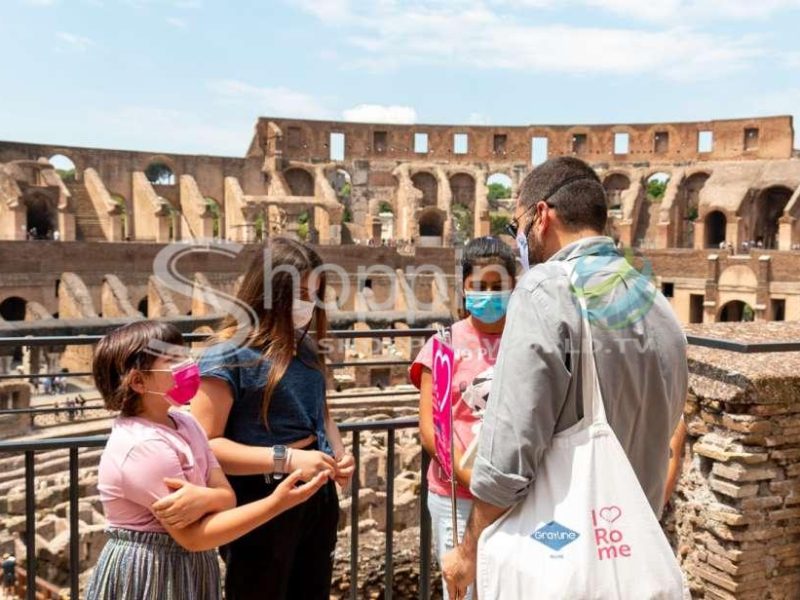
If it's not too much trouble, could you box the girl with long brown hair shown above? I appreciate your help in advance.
[190,237,354,600]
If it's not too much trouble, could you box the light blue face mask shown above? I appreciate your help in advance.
[464,290,512,324]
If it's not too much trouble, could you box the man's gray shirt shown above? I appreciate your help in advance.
[470,236,687,515]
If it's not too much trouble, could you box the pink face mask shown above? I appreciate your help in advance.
[147,359,200,407]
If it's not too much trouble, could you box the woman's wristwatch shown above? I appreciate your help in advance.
[273,445,288,480]
[265,445,288,483]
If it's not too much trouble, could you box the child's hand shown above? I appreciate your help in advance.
[288,449,337,480]
[334,453,355,490]
[152,478,212,529]
[272,470,328,510]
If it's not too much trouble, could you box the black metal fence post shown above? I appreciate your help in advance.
[385,428,396,600]
[419,451,432,600]
[349,430,361,600]
[24,450,36,600]
[69,447,80,599]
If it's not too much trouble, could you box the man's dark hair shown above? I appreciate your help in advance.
[518,157,607,233]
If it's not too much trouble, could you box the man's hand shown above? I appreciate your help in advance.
[442,544,477,600]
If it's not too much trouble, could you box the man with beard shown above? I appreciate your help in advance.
[442,157,687,598]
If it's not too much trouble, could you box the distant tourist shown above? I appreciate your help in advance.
[410,236,517,600]
[194,237,354,600]
[1,553,16,598]
[84,321,328,600]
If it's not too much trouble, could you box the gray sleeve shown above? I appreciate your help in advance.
[469,282,573,508]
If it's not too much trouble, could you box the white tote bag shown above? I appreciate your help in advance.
[476,266,688,600]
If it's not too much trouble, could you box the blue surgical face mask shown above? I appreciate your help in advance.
[464,290,512,324]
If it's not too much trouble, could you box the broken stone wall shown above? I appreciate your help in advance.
[668,322,800,599]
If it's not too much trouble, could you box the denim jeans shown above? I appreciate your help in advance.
[426,492,474,600]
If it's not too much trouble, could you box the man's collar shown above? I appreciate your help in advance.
[547,236,618,263]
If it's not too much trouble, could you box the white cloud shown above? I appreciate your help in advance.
[468,112,490,125]
[208,79,333,119]
[342,104,417,123]
[166,17,187,28]
[287,0,797,79]
[581,0,800,21]
[749,88,800,147]
[288,1,768,79]
[56,32,94,51]
[292,0,351,20]
[24,0,57,6]
[783,52,800,68]
[95,106,249,155]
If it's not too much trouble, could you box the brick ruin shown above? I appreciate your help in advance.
[2,114,800,326]
[665,321,800,599]
[1,320,798,598]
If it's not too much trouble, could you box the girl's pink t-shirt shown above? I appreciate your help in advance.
[97,410,220,532]
[410,318,501,499]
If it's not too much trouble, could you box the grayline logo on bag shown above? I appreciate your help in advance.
[531,521,580,552]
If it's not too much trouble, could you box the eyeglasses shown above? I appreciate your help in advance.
[505,202,553,238]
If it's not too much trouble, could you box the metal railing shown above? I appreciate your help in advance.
[3,326,800,599]
[0,418,431,600]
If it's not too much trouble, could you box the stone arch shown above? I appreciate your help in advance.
[111,194,128,239]
[25,191,58,239]
[675,171,710,248]
[419,207,446,238]
[0,296,27,321]
[204,197,222,238]
[284,167,315,197]
[411,171,438,208]
[705,210,727,247]
[719,265,759,289]
[602,172,631,210]
[752,185,793,249]
[449,172,476,243]
[145,159,176,185]
[48,153,77,183]
[718,300,754,322]
[327,168,352,202]
[632,172,670,247]
[486,172,512,210]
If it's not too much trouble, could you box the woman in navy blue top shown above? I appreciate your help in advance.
[193,237,354,600]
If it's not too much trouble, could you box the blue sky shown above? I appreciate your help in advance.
[2,0,799,156]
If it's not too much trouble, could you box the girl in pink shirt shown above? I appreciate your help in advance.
[410,236,517,600]
[85,321,327,600]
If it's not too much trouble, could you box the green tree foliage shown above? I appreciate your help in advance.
[297,210,310,240]
[647,178,668,200]
[343,207,353,223]
[490,213,511,237]
[378,201,394,214]
[145,163,175,185]
[340,182,351,198]
[205,198,221,237]
[451,203,472,245]
[56,169,76,183]
[487,182,511,209]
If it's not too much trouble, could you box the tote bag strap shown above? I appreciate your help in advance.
[560,261,608,427]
